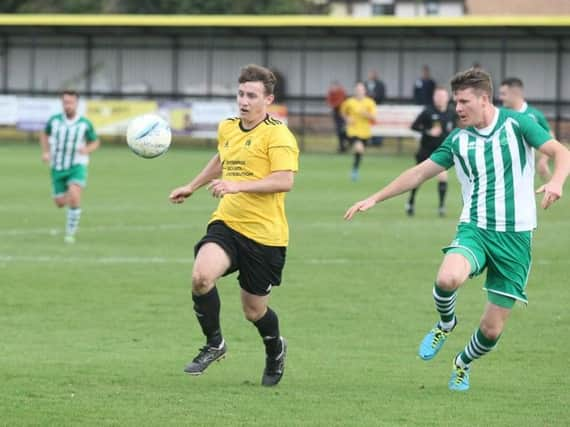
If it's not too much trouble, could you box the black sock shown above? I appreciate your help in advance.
[408,188,417,205]
[253,308,281,358]
[353,152,362,170]
[192,287,222,347]
[438,182,448,208]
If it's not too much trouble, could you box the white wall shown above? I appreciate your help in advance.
[1,34,568,105]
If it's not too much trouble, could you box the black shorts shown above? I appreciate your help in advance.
[347,136,369,146]
[194,220,287,296]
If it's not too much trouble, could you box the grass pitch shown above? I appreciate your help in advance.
[1,143,569,426]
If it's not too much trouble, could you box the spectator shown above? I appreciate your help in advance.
[414,65,436,106]
[364,69,386,146]
[326,81,348,153]
[271,68,287,104]
[364,69,386,105]
[407,86,457,217]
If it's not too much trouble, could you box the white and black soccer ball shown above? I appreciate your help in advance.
[126,113,172,159]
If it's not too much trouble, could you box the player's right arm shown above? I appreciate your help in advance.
[40,118,52,164]
[39,132,50,163]
[344,159,445,220]
[169,154,222,204]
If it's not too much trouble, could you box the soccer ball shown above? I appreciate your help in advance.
[126,114,172,158]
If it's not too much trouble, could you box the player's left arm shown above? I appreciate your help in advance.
[536,130,555,181]
[362,99,377,121]
[208,170,294,198]
[79,121,100,154]
[208,126,299,198]
[536,139,570,209]
[81,139,100,154]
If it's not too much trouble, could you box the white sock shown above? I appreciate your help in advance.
[455,354,469,370]
[439,317,456,332]
[66,207,81,236]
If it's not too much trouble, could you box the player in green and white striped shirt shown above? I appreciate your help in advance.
[344,68,570,391]
[499,77,554,181]
[40,90,100,243]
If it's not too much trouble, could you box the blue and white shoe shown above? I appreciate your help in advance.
[449,359,470,391]
[418,319,456,361]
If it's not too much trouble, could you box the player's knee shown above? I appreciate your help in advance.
[54,199,66,208]
[479,321,502,341]
[435,271,463,291]
[191,271,215,295]
[243,306,263,322]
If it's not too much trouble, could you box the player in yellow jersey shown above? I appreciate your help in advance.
[340,82,377,181]
[169,64,299,386]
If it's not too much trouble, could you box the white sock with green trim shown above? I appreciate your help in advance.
[66,207,81,236]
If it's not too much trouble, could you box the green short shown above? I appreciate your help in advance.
[51,165,88,197]
[443,222,532,308]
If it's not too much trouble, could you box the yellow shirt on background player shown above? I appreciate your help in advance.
[210,115,299,246]
[340,96,377,140]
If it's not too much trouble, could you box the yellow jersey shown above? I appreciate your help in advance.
[340,96,377,140]
[210,115,299,246]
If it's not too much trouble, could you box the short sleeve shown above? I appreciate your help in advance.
[517,114,552,149]
[535,111,552,134]
[85,119,98,142]
[429,131,457,169]
[44,117,53,135]
[268,125,299,173]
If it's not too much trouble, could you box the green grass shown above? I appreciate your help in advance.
[1,142,569,426]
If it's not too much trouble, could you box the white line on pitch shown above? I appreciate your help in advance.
[0,254,556,266]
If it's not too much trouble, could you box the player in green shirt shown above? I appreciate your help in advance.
[40,90,100,243]
[345,68,570,391]
[499,77,553,181]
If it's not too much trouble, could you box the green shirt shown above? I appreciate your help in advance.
[431,107,551,232]
[45,113,97,171]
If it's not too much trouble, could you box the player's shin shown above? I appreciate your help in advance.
[433,283,457,330]
[456,328,499,368]
[192,287,223,347]
[66,207,81,237]
[253,307,281,357]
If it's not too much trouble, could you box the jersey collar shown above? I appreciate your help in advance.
[474,106,499,137]
[517,101,528,113]
[64,114,80,125]
[239,114,268,133]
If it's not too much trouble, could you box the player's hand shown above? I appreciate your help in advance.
[169,185,193,204]
[536,182,562,209]
[207,179,240,198]
[41,152,50,164]
[78,146,89,155]
[344,197,377,221]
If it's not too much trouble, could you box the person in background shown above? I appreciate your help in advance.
[407,86,457,217]
[365,69,386,146]
[499,77,553,181]
[327,81,348,153]
[39,90,100,244]
[340,82,377,181]
[414,65,436,106]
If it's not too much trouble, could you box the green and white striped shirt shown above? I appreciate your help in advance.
[45,113,97,171]
[518,101,552,134]
[431,107,551,232]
